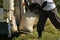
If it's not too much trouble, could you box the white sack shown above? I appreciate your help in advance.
[19,10,37,33]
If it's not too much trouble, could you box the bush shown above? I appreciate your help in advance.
[54,0,60,12]
[0,0,3,8]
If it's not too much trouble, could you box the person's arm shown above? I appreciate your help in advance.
[41,1,47,9]
[27,3,41,12]
[27,1,47,11]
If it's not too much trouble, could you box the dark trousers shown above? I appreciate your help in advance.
[37,8,60,37]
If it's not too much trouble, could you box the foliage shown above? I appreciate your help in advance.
[0,0,3,8]
[55,0,60,12]
[51,0,60,12]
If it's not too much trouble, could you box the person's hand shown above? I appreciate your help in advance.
[27,3,41,12]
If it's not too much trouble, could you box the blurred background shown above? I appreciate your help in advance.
[0,0,60,40]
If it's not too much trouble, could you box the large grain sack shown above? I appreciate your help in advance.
[19,10,37,33]
[33,15,39,28]
[11,13,18,32]
[14,0,21,26]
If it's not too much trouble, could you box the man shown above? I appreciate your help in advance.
[27,0,60,38]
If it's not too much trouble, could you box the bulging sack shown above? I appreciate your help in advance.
[11,14,18,32]
[19,10,37,33]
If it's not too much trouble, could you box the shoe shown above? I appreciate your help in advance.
[37,36,41,39]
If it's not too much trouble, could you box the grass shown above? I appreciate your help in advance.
[12,13,60,40]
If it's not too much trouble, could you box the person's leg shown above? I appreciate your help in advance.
[37,11,48,38]
[49,8,60,29]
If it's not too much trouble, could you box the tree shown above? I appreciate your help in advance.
[55,0,60,12]
[0,0,3,8]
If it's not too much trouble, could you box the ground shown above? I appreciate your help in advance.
[0,8,60,40]
[12,18,60,40]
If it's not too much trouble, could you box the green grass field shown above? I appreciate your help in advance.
[12,13,60,40]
